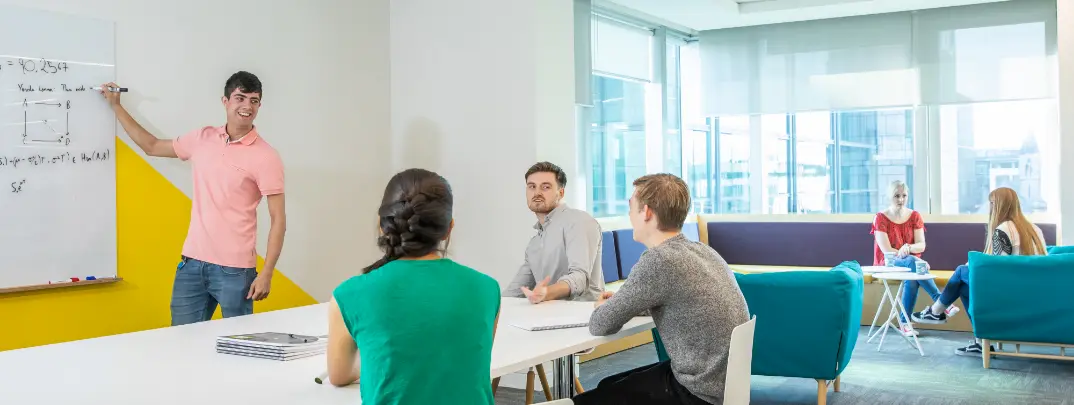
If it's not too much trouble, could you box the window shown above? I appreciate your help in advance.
[714,117,750,214]
[587,16,654,218]
[836,109,915,213]
[589,75,650,217]
[581,0,1057,218]
[729,109,914,215]
[937,100,1058,215]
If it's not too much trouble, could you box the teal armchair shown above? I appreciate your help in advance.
[654,261,863,404]
[968,251,1074,368]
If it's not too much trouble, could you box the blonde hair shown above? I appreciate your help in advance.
[984,187,1045,256]
[888,180,908,199]
[632,174,691,232]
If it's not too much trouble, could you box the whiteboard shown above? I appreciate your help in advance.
[0,6,117,289]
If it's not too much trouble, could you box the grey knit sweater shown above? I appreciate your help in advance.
[589,234,749,405]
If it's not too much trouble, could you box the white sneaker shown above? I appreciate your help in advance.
[945,305,960,317]
[899,324,919,337]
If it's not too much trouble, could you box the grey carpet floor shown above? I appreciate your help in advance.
[495,326,1074,404]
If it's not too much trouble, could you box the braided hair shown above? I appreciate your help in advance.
[364,168,454,273]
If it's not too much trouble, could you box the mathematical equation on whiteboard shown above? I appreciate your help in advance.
[0,149,112,194]
[0,57,92,147]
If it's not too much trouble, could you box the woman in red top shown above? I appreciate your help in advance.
[871,180,956,336]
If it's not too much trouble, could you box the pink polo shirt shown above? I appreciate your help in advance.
[172,125,284,268]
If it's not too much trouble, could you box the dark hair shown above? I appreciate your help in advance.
[525,161,567,188]
[363,168,454,273]
[224,71,262,98]
[632,173,691,232]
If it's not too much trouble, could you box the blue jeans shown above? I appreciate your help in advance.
[170,256,257,326]
[891,256,941,323]
[938,265,972,322]
[900,278,942,323]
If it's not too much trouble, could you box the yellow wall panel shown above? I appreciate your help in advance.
[0,140,315,352]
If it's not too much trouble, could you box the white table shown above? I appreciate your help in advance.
[867,271,937,356]
[860,265,913,274]
[0,297,653,404]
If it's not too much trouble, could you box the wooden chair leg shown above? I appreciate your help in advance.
[491,377,499,396]
[575,377,584,394]
[534,364,552,401]
[525,369,535,405]
[833,375,840,392]
[816,379,828,405]
[982,339,992,369]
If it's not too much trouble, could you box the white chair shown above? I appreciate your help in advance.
[722,316,757,405]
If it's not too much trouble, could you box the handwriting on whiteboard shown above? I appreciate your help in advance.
[0,149,111,195]
[0,57,90,147]
[0,149,111,169]
[0,58,69,74]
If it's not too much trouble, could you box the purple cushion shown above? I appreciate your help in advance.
[707,222,872,267]
[705,221,1057,271]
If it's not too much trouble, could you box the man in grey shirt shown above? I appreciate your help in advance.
[578,173,749,405]
[503,161,604,303]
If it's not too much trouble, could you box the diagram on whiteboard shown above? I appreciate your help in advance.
[21,97,72,146]
[3,58,85,147]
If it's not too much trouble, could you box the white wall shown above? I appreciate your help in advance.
[0,0,392,299]
[390,0,579,287]
[1059,0,1074,244]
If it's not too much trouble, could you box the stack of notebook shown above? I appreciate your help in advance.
[216,332,327,361]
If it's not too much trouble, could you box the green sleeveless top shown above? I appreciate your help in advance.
[332,258,500,404]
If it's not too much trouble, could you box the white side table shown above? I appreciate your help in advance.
[868,271,937,356]
[862,265,912,337]
[861,265,913,274]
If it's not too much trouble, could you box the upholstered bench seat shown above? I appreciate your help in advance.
[729,264,955,285]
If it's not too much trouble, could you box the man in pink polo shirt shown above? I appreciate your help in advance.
[99,71,286,326]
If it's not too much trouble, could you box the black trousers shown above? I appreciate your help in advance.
[571,361,714,405]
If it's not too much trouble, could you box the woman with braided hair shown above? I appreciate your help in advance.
[325,168,501,404]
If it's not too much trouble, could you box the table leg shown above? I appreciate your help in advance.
[877,280,903,351]
[890,282,925,356]
[866,279,892,342]
[552,354,578,399]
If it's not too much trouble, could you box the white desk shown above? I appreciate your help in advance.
[0,298,653,404]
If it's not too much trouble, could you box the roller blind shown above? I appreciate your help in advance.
[592,16,652,82]
[699,0,1057,116]
[914,0,1057,105]
[700,12,915,116]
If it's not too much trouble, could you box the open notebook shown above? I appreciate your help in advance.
[509,314,591,331]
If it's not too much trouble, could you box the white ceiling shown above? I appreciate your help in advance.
[597,0,1016,32]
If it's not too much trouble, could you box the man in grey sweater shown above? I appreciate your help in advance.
[577,173,750,405]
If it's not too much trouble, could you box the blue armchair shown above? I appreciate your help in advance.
[968,250,1074,368]
[654,261,864,404]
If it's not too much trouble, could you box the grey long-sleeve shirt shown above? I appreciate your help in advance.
[502,203,605,301]
[589,234,749,405]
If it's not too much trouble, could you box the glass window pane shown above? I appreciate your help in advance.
[795,112,833,213]
[938,100,1057,215]
[665,42,682,178]
[684,128,712,213]
[835,109,915,214]
[762,114,790,214]
[716,117,750,214]
[589,74,648,217]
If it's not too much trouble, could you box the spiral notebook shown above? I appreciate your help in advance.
[509,314,591,331]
